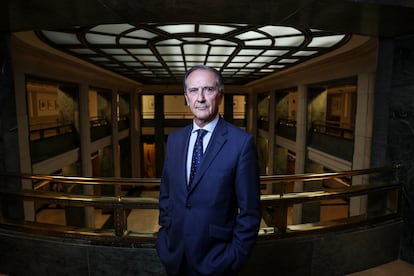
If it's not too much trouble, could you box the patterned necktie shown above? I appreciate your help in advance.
[189,129,207,186]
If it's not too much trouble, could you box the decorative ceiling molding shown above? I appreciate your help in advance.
[36,23,350,85]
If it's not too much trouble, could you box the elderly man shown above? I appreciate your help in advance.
[156,65,261,275]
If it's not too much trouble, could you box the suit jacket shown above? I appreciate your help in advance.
[156,118,261,275]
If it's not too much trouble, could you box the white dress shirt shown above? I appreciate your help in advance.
[186,115,219,183]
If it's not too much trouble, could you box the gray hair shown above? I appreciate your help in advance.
[183,65,224,94]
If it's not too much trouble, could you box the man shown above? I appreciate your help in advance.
[156,65,261,275]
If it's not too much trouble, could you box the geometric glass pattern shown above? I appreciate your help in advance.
[36,23,350,85]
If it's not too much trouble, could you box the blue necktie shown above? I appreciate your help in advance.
[189,129,207,186]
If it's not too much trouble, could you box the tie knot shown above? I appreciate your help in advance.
[197,129,207,139]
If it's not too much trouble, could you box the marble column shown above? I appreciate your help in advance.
[377,36,414,264]
[292,84,307,224]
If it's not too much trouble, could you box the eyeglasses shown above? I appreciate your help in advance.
[186,86,217,96]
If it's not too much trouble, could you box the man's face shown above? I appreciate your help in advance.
[184,69,223,127]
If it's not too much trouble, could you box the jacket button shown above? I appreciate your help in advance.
[186,203,191,209]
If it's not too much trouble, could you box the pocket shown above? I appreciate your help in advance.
[157,217,172,250]
[161,216,172,229]
[209,224,233,241]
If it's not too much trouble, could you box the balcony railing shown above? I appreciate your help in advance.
[311,120,354,139]
[257,116,269,131]
[309,120,354,161]
[118,116,130,131]
[30,123,75,141]
[90,117,111,141]
[29,123,77,163]
[0,165,400,245]
[276,118,297,140]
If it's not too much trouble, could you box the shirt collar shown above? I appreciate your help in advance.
[192,115,219,134]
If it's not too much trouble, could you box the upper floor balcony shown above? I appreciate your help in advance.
[275,118,354,162]
[30,122,78,164]
[29,116,130,164]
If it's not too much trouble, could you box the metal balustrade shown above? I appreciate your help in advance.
[0,165,401,245]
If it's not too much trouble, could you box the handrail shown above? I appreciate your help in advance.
[0,165,401,244]
[30,122,74,133]
[261,182,400,205]
[260,164,398,183]
[277,117,296,127]
[29,123,75,141]
[311,120,354,139]
[90,117,110,127]
[1,164,399,185]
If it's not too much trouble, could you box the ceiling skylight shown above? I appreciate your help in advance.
[37,23,350,85]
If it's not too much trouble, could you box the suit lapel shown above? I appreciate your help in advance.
[177,126,192,193]
[189,118,227,192]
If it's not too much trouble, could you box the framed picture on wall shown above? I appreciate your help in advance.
[47,100,56,111]
[39,99,47,111]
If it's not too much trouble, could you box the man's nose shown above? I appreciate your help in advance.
[196,90,206,100]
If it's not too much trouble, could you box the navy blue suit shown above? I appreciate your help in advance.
[156,118,261,275]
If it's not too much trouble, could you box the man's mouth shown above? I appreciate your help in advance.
[196,105,208,109]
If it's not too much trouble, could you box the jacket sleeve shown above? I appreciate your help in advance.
[230,134,261,271]
[158,142,170,228]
